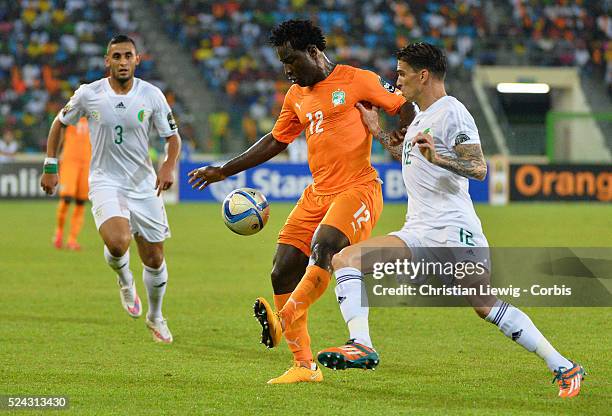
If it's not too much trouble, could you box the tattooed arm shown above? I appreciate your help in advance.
[412,131,487,180]
[375,129,404,161]
[355,102,406,161]
[435,144,487,180]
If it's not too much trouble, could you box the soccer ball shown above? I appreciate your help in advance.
[221,188,270,235]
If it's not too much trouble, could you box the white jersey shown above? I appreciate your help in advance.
[59,77,178,198]
[400,95,483,233]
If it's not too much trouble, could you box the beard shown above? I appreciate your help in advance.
[114,69,132,82]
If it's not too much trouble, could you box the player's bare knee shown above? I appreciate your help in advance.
[270,262,299,294]
[270,245,308,294]
[105,234,131,257]
[270,265,284,290]
[473,305,491,319]
[310,242,339,271]
[331,251,347,270]
[331,246,359,271]
[143,252,164,269]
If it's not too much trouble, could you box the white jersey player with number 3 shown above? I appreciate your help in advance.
[41,35,181,344]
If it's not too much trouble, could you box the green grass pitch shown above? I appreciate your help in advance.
[1,201,611,415]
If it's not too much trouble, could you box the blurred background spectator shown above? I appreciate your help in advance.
[155,0,610,152]
[0,0,195,154]
[0,128,18,162]
[1,0,610,156]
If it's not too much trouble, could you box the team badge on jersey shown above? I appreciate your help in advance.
[61,102,73,117]
[137,109,151,122]
[455,133,470,146]
[90,110,100,121]
[167,112,177,130]
[379,77,396,93]
[332,90,346,107]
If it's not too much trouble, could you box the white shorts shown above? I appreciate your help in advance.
[389,225,490,284]
[90,188,171,243]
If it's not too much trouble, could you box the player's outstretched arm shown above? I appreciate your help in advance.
[356,102,404,161]
[40,116,67,195]
[188,132,288,190]
[412,131,487,181]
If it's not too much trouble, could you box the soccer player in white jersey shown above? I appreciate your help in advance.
[317,42,585,398]
[41,35,181,343]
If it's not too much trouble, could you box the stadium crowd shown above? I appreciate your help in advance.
[156,0,489,150]
[503,1,611,80]
[0,0,194,154]
[1,1,610,154]
[155,0,611,150]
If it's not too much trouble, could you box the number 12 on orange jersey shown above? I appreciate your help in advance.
[306,111,324,135]
[350,202,371,234]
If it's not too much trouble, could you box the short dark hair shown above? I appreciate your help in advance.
[269,19,326,51]
[106,35,137,54]
[396,42,447,80]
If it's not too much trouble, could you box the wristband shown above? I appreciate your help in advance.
[43,164,58,174]
[43,157,59,174]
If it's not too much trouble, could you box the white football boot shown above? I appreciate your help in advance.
[146,317,173,344]
[118,279,142,318]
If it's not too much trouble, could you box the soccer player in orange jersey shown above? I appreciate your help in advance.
[53,116,92,250]
[188,20,415,384]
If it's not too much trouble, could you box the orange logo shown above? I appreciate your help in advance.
[514,165,611,201]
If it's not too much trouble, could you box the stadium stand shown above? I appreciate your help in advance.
[0,0,194,154]
[2,1,609,155]
[490,1,611,93]
[154,0,490,153]
[154,0,610,154]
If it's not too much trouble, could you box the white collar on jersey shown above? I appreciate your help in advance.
[104,77,140,97]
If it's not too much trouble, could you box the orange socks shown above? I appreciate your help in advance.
[273,293,291,311]
[56,199,69,234]
[279,265,331,330]
[68,204,85,244]
[274,292,312,364]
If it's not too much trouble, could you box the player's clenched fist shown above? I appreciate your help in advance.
[355,102,381,135]
[412,130,436,163]
[188,165,226,190]
[40,173,58,195]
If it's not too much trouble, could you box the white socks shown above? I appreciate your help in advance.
[104,245,133,288]
[143,261,168,321]
[486,300,572,371]
[334,268,573,371]
[334,267,373,348]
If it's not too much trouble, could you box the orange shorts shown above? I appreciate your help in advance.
[278,179,384,256]
[59,160,89,200]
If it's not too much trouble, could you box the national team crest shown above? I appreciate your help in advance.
[90,110,100,121]
[332,90,345,107]
[137,109,151,122]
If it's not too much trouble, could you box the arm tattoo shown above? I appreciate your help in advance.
[377,130,403,161]
[434,144,487,181]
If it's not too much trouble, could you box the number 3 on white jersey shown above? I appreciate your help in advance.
[350,202,371,234]
[306,111,323,134]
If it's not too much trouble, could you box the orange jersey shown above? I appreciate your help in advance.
[272,64,405,194]
[61,117,91,163]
